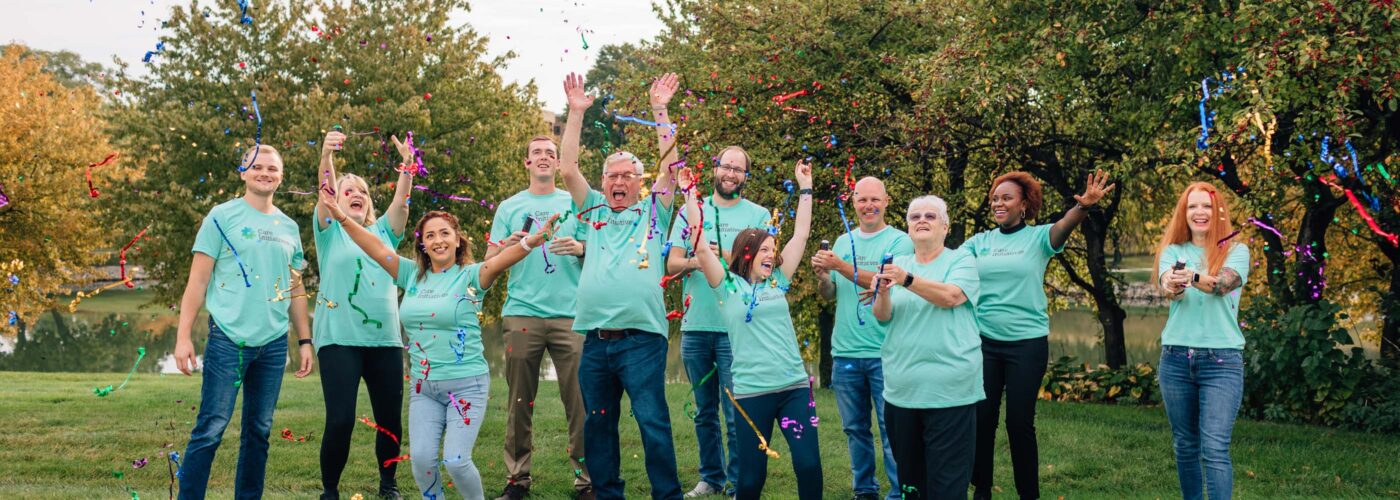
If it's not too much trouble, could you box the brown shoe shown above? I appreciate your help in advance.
[575,486,595,500]
[495,484,529,500]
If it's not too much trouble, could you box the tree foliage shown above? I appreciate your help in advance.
[106,0,544,308]
[0,46,134,333]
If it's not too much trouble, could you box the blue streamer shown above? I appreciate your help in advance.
[211,218,252,287]
[238,90,263,172]
[834,198,864,326]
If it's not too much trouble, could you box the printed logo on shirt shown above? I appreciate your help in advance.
[415,287,449,300]
[982,247,1024,258]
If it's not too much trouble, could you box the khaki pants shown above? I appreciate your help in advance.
[501,316,590,490]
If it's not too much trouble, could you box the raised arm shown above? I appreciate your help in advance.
[320,188,400,280]
[384,134,416,236]
[561,73,595,209]
[648,73,681,209]
[778,159,814,278]
[480,214,560,289]
[314,130,346,230]
[684,184,727,288]
[1049,169,1115,249]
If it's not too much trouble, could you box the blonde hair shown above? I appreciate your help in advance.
[336,173,377,226]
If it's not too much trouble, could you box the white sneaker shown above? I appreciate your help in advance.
[684,481,722,498]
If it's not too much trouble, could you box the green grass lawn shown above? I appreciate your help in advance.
[1,372,1397,499]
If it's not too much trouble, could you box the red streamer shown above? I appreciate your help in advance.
[359,416,401,444]
[86,153,119,198]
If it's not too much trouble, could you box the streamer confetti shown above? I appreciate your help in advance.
[238,90,263,172]
[834,197,865,325]
[448,391,472,425]
[211,218,253,287]
[232,340,247,387]
[280,428,313,442]
[86,153,119,197]
[347,258,384,329]
[360,416,401,444]
[725,387,779,458]
[0,183,9,209]
[236,0,253,24]
[94,347,146,397]
[681,362,718,419]
[141,41,165,63]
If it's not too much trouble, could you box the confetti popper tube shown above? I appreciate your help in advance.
[724,387,779,458]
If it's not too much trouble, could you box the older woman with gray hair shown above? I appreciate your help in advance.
[870,195,983,500]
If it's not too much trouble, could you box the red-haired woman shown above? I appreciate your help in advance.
[1153,182,1249,500]
[320,189,554,500]
[681,159,819,500]
[966,170,1114,500]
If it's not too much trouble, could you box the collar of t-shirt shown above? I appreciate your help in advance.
[998,221,1028,235]
[854,225,889,240]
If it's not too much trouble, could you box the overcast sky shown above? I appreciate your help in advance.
[0,0,668,111]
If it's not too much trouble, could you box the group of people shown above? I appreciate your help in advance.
[169,71,1252,500]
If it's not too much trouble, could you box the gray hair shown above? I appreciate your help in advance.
[604,151,645,175]
[907,195,949,225]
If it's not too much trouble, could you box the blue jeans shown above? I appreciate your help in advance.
[832,356,900,499]
[579,330,682,500]
[680,330,738,491]
[1159,346,1244,500]
[409,374,490,500]
[179,321,287,500]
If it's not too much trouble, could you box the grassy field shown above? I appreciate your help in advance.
[2,372,1398,499]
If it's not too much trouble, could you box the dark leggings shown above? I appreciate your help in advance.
[733,387,823,500]
[972,336,1048,500]
[318,345,404,492]
[887,402,977,500]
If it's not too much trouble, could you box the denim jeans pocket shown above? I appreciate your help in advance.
[1211,350,1245,368]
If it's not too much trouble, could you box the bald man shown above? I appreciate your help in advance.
[811,177,911,500]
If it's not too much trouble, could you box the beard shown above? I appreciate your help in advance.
[715,179,745,200]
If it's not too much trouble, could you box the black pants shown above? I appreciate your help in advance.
[732,388,823,500]
[886,402,977,500]
[972,336,1048,500]
[318,345,404,492]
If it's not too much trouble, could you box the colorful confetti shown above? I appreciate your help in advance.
[93,347,146,397]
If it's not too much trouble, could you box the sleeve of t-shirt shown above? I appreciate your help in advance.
[666,205,692,253]
[191,212,224,258]
[393,256,419,290]
[574,190,605,219]
[1039,224,1064,255]
[888,232,915,257]
[945,249,982,308]
[1224,243,1250,285]
[488,200,514,242]
[652,195,675,238]
[312,213,335,252]
[376,215,405,249]
[290,225,307,271]
[464,262,488,294]
[961,231,981,257]
[1156,245,1178,283]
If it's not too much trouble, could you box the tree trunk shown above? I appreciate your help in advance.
[818,305,834,388]
[945,144,969,248]
[1381,246,1400,366]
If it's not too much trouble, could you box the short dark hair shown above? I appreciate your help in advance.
[727,228,780,281]
[525,136,557,158]
[989,171,1044,221]
[715,145,751,171]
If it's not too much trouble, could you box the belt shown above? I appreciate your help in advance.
[596,329,635,340]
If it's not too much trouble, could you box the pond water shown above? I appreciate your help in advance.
[1,291,1187,381]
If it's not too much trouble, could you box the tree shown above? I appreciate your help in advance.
[106,0,544,308]
[0,45,134,333]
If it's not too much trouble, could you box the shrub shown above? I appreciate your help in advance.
[1039,356,1159,405]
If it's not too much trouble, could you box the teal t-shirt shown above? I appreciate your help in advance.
[1157,242,1251,349]
[392,258,490,381]
[572,190,674,336]
[192,198,306,347]
[964,224,1063,341]
[830,226,914,358]
[713,270,808,396]
[490,189,584,319]
[879,250,985,409]
[312,216,404,350]
[669,196,771,333]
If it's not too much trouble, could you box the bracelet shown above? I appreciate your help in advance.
[799,188,814,195]
[902,273,915,287]
[520,237,534,252]
[297,338,312,346]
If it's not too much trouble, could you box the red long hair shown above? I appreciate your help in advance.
[1153,182,1236,280]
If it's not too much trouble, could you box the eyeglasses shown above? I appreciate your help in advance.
[604,172,640,182]
[714,164,748,175]
[907,212,940,222]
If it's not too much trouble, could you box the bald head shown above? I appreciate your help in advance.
[851,176,891,231]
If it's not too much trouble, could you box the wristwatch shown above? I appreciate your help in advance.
[902,273,915,287]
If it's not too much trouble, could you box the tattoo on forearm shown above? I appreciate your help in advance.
[1213,268,1242,295]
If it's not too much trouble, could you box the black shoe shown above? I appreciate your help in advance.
[575,486,595,500]
[319,490,339,500]
[495,483,529,500]
[378,480,403,500]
